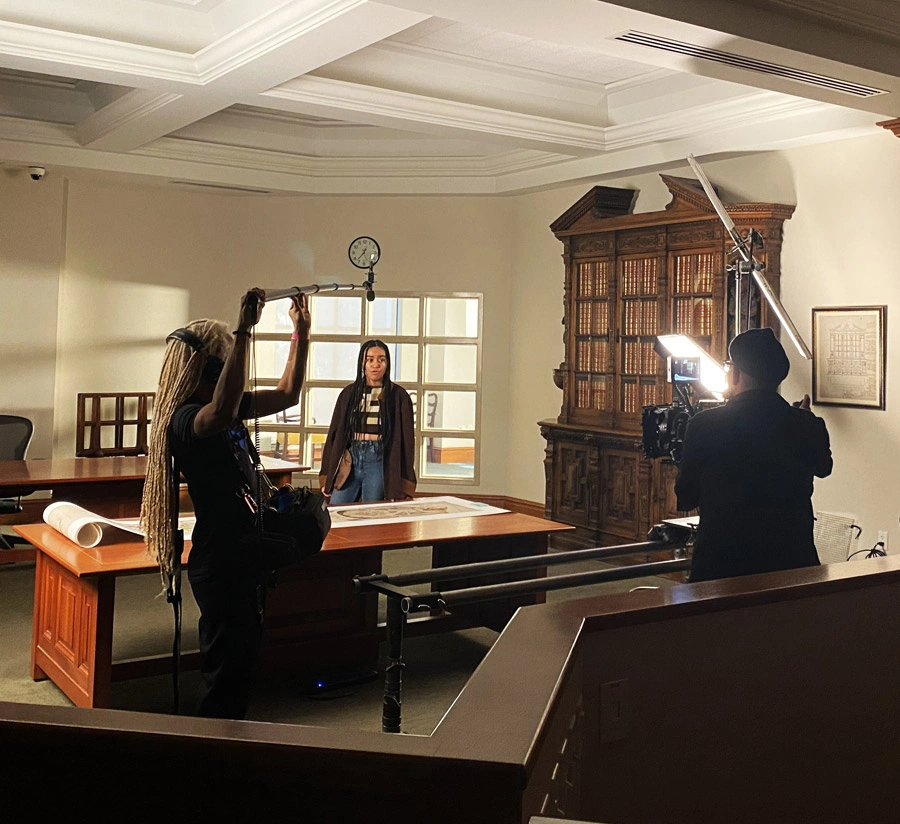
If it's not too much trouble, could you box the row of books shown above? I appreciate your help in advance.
[575,339,609,372]
[574,375,609,411]
[621,340,660,375]
[622,299,659,336]
[575,300,610,335]
[621,257,659,297]
[576,261,610,298]
[576,298,711,338]
[573,374,662,414]
[673,297,714,336]
[622,380,661,414]
[576,252,717,301]
[673,252,717,294]
[574,340,660,375]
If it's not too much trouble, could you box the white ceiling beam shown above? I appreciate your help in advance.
[74,1,429,151]
[0,19,200,87]
[0,100,877,196]
[256,76,604,154]
[491,104,880,194]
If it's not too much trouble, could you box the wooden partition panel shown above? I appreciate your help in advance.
[576,572,900,824]
[3,557,900,822]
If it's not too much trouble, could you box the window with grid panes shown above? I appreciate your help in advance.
[249,292,482,483]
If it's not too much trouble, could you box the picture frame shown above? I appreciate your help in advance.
[811,305,886,409]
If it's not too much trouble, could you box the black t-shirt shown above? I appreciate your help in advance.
[169,402,259,575]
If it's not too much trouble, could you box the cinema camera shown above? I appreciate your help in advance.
[641,334,727,464]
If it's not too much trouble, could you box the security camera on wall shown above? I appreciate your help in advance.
[28,166,46,181]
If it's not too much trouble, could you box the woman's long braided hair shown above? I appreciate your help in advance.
[140,319,232,583]
[342,340,394,448]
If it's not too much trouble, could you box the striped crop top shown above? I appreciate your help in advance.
[354,386,383,438]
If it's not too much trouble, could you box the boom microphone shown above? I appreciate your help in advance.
[261,274,376,303]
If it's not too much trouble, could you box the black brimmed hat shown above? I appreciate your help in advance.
[728,327,790,385]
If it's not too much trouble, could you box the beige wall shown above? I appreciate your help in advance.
[2,130,899,543]
[4,178,516,494]
[0,173,65,458]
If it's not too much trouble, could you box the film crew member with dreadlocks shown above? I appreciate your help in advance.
[318,339,416,503]
[140,288,311,719]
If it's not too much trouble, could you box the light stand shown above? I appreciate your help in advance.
[687,154,811,359]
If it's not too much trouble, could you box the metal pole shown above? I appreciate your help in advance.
[355,540,669,590]
[262,270,376,302]
[688,153,811,358]
[402,558,692,612]
[382,593,406,733]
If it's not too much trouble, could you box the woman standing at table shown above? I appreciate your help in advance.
[141,288,311,720]
[319,339,416,503]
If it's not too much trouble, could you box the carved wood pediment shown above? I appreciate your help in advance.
[552,172,792,240]
[660,175,717,214]
[550,186,636,235]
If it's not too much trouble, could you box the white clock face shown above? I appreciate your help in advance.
[349,236,380,268]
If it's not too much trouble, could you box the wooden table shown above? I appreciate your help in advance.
[0,455,302,517]
[16,511,571,709]
[0,455,303,562]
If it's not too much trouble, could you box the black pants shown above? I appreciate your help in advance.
[189,569,263,720]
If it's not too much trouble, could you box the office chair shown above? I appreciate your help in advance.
[0,414,35,550]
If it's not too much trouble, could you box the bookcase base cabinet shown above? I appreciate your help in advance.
[540,421,681,546]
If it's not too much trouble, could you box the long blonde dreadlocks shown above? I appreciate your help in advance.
[141,319,232,583]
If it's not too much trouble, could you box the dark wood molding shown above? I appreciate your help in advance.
[549,185,636,234]
[878,117,900,138]
[468,495,546,520]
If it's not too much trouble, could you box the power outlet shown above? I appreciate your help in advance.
[878,530,889,553]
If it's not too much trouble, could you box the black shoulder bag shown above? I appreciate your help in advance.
[237,330,331,588]
[237,430,331,588]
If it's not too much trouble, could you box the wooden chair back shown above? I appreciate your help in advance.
[76,392,154,457]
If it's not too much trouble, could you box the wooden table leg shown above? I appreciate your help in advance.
[31,551,116,708]
[30,550,49,683]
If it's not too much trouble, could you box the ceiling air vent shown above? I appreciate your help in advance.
[169,181,272,195]
[614,30,887,98]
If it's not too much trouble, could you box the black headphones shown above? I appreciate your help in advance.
[166,327,205,353]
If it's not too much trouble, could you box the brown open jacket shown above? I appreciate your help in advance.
[318,382,417,500]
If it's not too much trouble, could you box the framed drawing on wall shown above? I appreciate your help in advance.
[812,305,886,409]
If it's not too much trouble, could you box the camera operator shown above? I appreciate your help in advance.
[674,327,833,583]
[141,288,310,719]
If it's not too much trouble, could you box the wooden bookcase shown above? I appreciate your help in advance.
[540,175,794,545]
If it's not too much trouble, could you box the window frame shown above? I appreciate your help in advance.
[249,290,483,486]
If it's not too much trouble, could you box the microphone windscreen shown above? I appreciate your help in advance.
[366,289,376,302]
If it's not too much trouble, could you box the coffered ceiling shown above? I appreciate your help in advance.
[0,0,896,194]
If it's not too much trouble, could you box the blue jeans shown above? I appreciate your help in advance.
[329,440,385,503]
